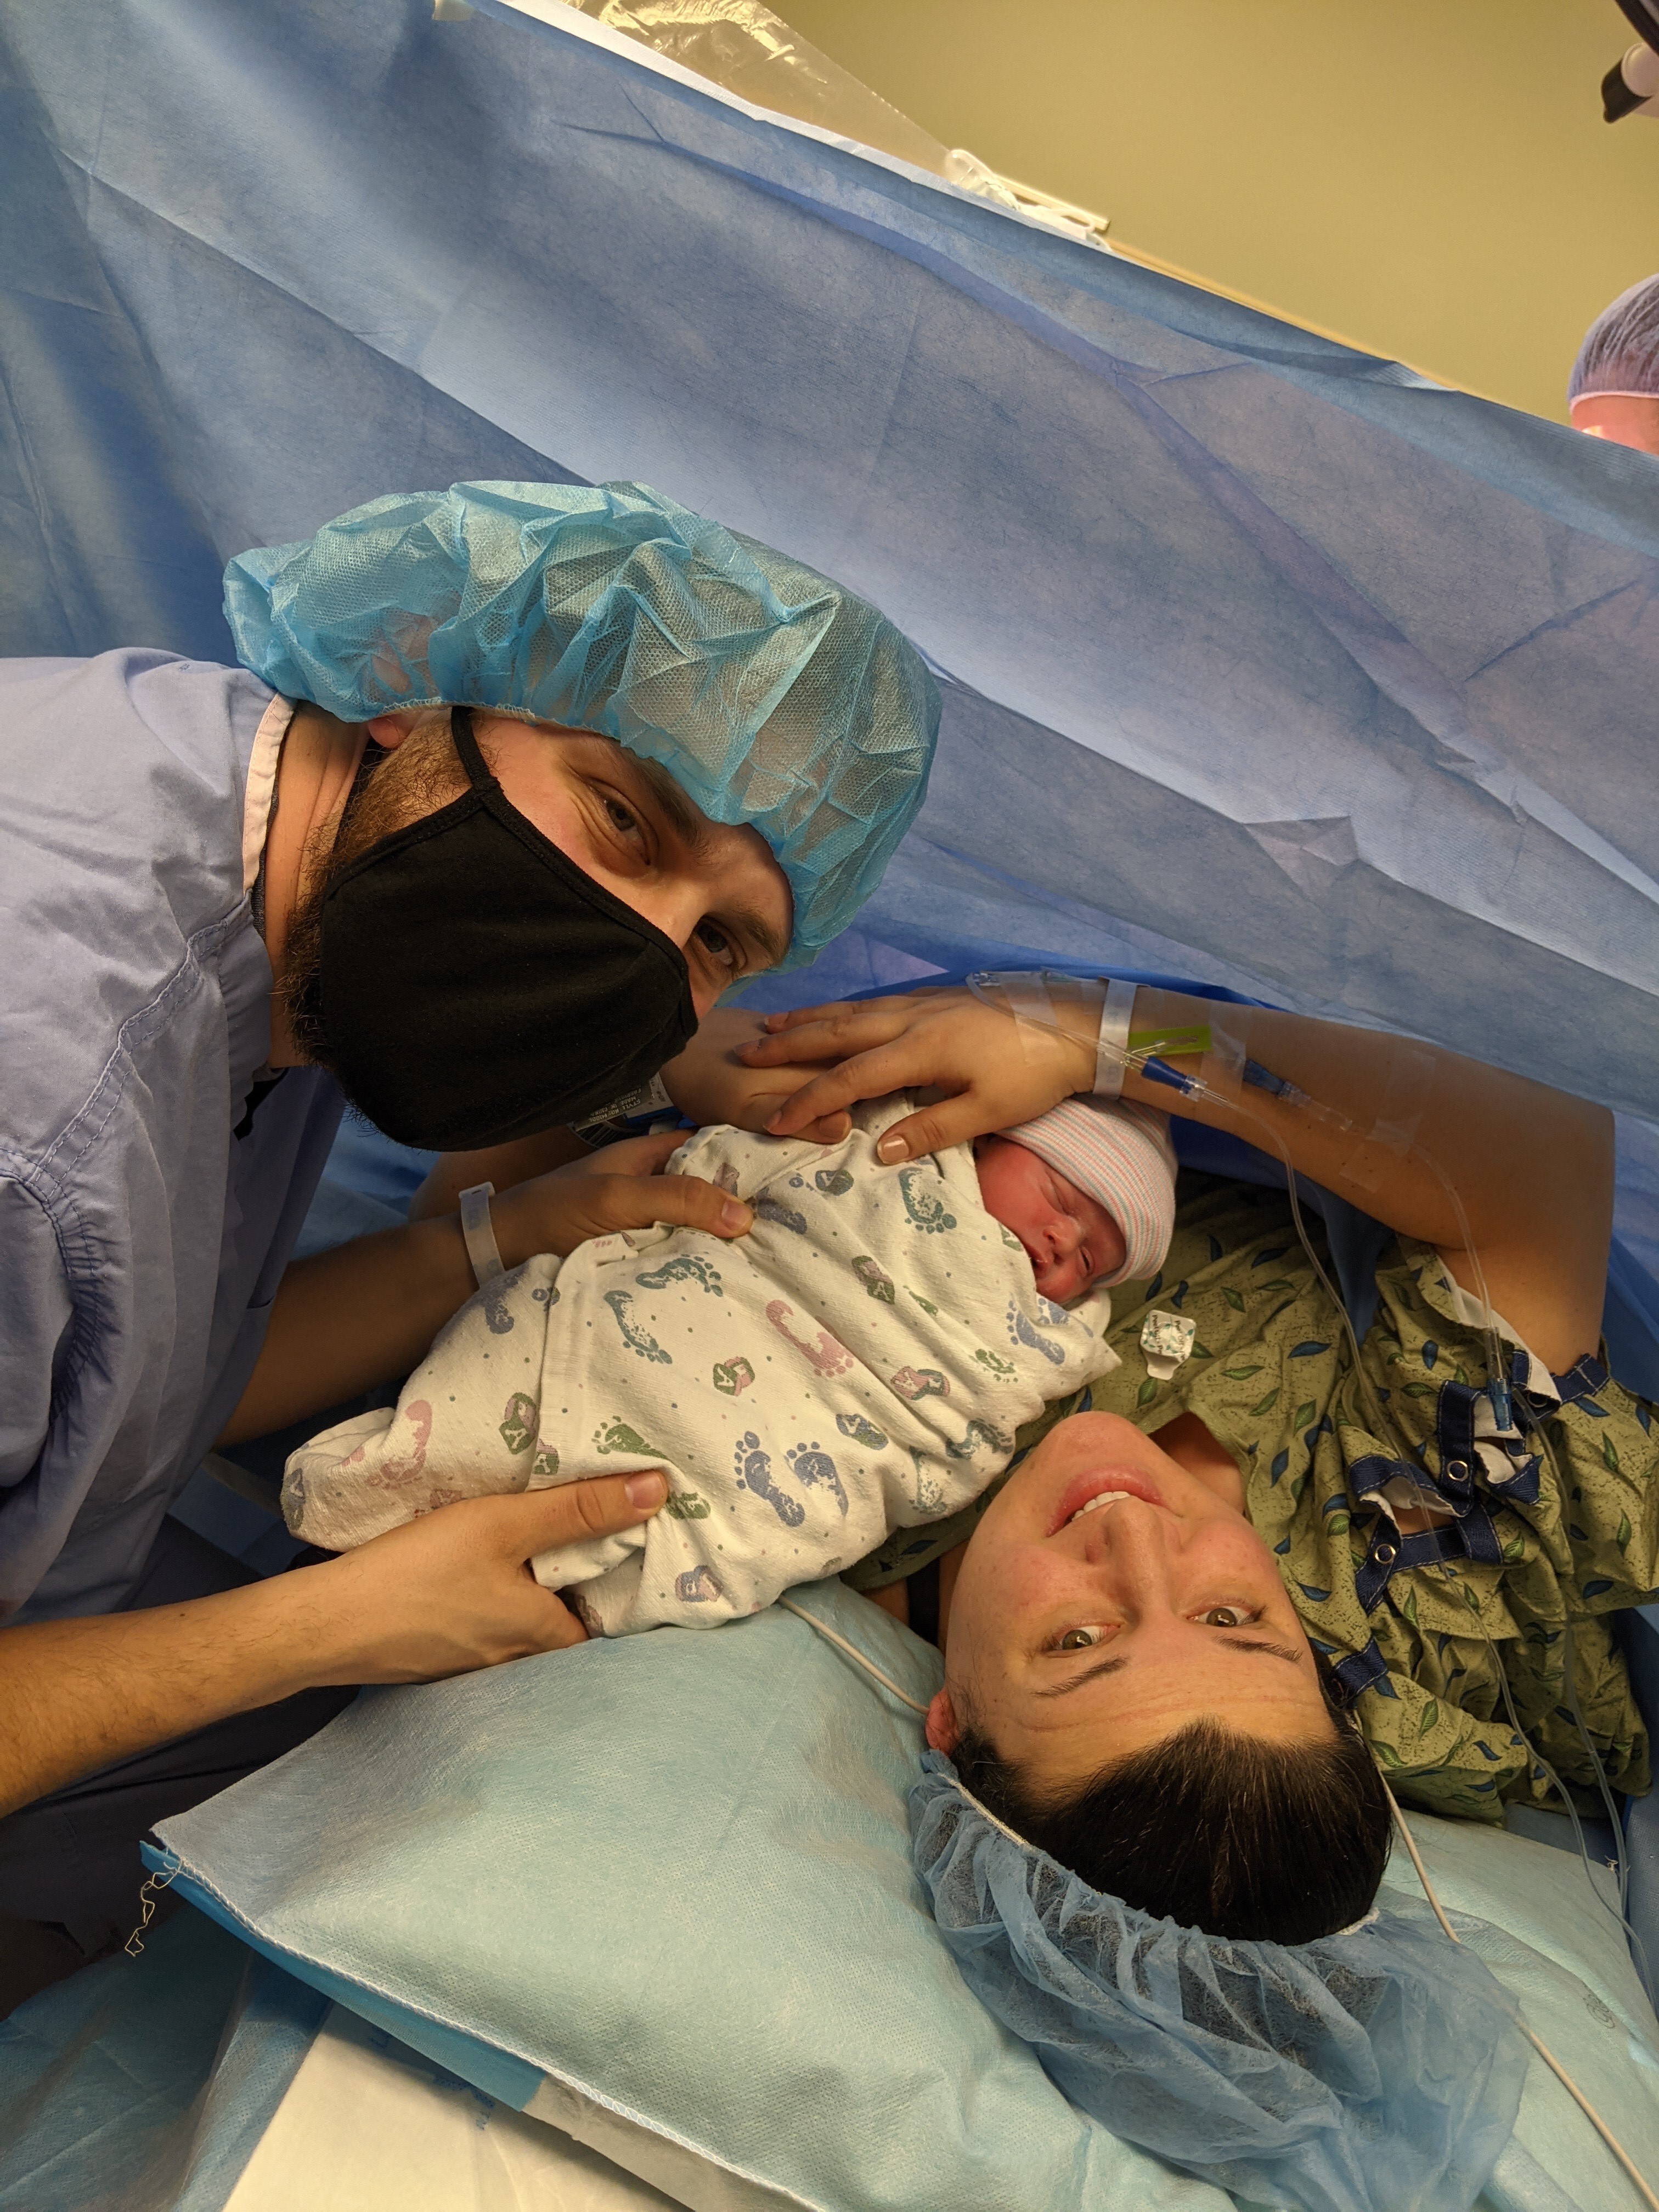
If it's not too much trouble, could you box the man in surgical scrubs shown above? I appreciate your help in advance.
[1569,273,1659,455]
[0,481,937,1978]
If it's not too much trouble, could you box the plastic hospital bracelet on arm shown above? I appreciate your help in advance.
[568,1072,680,1150]
[459,1182,507,1289]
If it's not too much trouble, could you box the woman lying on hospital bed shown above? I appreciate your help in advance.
[737,979,1651,1949]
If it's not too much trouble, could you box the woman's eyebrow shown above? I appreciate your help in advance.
[1218,1636,1306,1667]
[1035,1654,1131,1698]
[1036,1638,1303,1701]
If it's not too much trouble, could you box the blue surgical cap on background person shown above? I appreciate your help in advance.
[911,1753,1529,2212]
[1568,275,1659,405]
[224,480,940,966]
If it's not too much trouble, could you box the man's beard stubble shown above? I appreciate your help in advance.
[276,712,467,1078]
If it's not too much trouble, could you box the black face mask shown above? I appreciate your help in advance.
[316,708,697,1150]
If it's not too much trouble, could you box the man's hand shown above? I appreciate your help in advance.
[494,1128,752,1256]
[659,1007,856,1138]
[304,1471,669,1678]
[0,1472,669,1817]
[738,989,1094,1161]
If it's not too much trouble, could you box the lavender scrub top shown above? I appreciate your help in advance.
[0,651,342,1622]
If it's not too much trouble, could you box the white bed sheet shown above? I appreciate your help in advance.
[225,2003,688,2212]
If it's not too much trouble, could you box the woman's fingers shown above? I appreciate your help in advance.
[761,1042,938,1135]
[742,1000,920,1065]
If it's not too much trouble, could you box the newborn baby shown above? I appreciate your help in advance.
[284,1096,1176,1633]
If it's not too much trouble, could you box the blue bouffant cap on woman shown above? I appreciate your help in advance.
[1568,274,1659,405]
[911,1752,1529,2212]
[224,479,940,966]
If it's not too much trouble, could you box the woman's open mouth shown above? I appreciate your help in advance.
[1047,1465,1165,1536]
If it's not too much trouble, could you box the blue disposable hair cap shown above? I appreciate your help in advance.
[1568,273,1659,405]
[912,1753,1529,2212]
[224,481,940,967]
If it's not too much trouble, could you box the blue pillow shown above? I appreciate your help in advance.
[150,1581,1659,2212]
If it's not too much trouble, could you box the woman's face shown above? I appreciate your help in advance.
[930,1412,1333,1793]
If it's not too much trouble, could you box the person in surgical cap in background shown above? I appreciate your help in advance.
[0,480,936,1988]
[1568,273,1659,455]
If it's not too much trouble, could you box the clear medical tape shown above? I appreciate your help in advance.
[780,1593,1656,2208]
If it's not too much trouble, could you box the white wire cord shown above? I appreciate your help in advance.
[778,1595,930,1713]
[1387,1787,1658,2212]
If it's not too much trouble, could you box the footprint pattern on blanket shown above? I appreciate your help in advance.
[676,1564,725,1603]
[853,1255,895,1305]
[898,1166,956,1235]
[946,1417,1010,1462]
[593,1417,656,1457]
[367,1400,433,1490]
[665,1488,712,1520]
[909,1289,940,1318]
[891,1365,949,1402]
[836,1411,889,1451]
[482,1280,518,1334]
[814,1166,854,1196]
[635,1252,724,1296]
[766,1298,854,1376]
[973,1347,1017,1379]
[1007,1301,1065,1366]
[786,1441,848,1515]
[732,1431,805,1526]
[712,1355,755,1397]
[754,1191,808,1234]
[604,1289,672,1364]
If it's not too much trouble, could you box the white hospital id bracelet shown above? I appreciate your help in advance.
[459,1181,506,1288]
[1093,978,1138,1099]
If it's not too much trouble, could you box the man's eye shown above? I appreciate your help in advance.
[695,920,741,973]
[1197,1605,1254,1628]
[1056,1625,1103,1652]
[604,796,641,837]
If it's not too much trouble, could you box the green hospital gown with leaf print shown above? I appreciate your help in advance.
[850,1172,1658,1822]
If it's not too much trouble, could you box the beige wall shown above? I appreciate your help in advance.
[781,0,1659,422]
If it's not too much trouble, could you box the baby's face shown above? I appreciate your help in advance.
[973,1136,1125,1302]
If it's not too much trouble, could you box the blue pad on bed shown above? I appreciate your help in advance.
[148,1580,1658,2212]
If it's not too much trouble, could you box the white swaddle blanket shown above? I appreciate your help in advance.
[283,1098,1120,1633]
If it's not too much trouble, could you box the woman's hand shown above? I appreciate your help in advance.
[306,1472,669,1677]
[494,1128,752,1255]
[659,1007,857,1138]
[738,989,1095,1161]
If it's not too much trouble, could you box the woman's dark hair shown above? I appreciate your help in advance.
[953,1662,1392,1945]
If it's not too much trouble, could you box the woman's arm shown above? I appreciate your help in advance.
[743,987,1613,1372]
[0,1476,664,1818]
